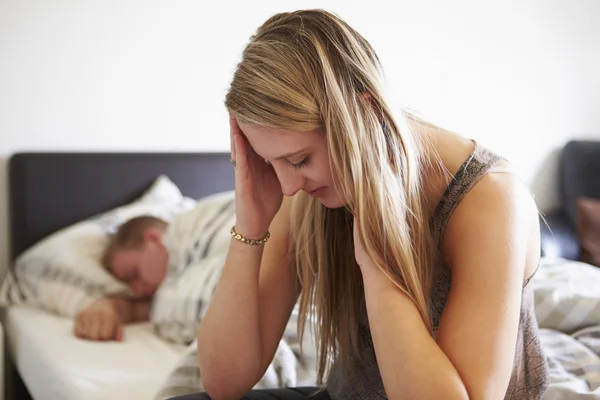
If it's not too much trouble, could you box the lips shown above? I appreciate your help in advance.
[308,187,325,197]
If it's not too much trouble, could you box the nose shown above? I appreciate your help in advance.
[275,167,305,197]
[130,282,146,298]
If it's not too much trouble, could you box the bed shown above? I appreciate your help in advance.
[5,306,187,400]
[3,152,234,400]
[4,144,600,400]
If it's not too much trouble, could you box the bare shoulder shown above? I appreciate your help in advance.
[442,164,541,282]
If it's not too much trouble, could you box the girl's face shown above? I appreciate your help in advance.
[238,122,345,208]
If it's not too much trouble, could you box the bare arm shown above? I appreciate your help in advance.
[357,173,538,399]
[73,297,151,341]
[106,297,152,323]
[197,196,299,399]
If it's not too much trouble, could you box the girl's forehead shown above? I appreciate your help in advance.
[238,123,321,160]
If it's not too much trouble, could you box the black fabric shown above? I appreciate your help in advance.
[542,140,600,260]
[8,152,234,263]
[560,141,600,230]
[169,387,329,400]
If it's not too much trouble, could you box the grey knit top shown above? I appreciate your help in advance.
[327,141,550,399]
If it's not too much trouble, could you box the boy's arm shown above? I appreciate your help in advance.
[107,297,152,322]
[73,297,152,341]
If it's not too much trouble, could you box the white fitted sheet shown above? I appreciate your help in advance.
[5,305,187,400]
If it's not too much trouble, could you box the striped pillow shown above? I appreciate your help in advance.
[151,190,236,344]
[0,175,196,317]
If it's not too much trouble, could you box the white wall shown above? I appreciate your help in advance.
[1,0,599,273]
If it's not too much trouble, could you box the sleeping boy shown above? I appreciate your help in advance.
[73,200,318,393]
[73,215,171,341]
[74,190,236,341]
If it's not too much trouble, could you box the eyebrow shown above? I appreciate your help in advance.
[274,148,310,160]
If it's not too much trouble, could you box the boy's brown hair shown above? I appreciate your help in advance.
[101,216,168,270]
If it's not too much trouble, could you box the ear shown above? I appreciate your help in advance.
[143,228,164,243]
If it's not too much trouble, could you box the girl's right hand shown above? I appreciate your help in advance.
[230,115,284,239]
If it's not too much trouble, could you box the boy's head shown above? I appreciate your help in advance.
[102,216,169,298]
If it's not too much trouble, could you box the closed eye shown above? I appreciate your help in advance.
[291,156,310,170]
[125,269,138,283]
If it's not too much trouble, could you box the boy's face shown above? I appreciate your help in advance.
[110,228,168,298]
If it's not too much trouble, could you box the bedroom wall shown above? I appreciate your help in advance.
[1,0,599,275]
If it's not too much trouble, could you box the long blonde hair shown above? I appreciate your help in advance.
[225,9,438,386]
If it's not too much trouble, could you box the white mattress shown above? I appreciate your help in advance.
[5,305,188,400]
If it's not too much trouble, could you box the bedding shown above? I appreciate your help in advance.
[155,304,318,400]
[151,190,235,344]
[149,189,320,397]
[5,164,599,400]
[0,175,196,318]
[155,256,600,399]
[531,258,600,399]
[5,304,188,400]
[531,258,600,333]
[540,326,600,399]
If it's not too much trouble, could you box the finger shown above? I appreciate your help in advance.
[89,319,101,340]
[237,132,266,168]
[233,133,250,180]
[229,114,241,160]
[115,324,124,342]
[74,321,84,338]
[99,318,112,341]
[238,134,270,170]
[78,318,89,338]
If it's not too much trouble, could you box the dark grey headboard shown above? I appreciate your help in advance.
[8,152,234,262]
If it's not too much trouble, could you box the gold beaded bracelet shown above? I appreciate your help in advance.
[230,226,271,246]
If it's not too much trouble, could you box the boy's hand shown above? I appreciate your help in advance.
[74,298,123,341]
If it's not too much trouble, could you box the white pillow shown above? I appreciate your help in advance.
[151,190,236,344]
[531,257,600,333]
[0,175,196,317]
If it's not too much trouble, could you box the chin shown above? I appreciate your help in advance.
[306,186,346,208]
[318,194,346,209]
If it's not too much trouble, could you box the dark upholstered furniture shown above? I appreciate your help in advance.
[540,140,600,260]
[8,152,234,263]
